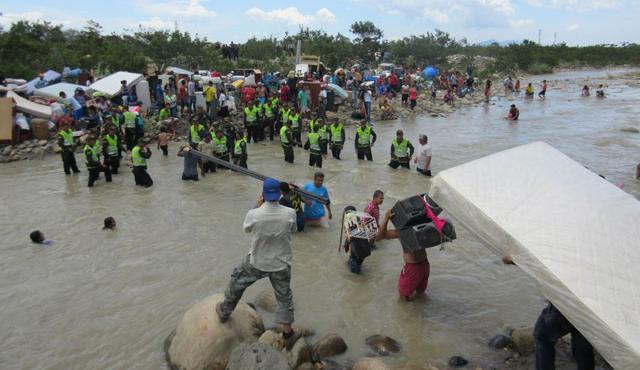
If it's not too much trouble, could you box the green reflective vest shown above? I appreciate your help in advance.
[131,146,146,167]
[58,130,73,146]
[289,113,300,129]
[84,144,99,167]
[105,135,119,156]
[263,104,274,118]
[330,123,344,143]
[307,132,321,154]
[280,108,291,123]
[190,124,205,143]
[112,115,120,129]
[309,119,317,132]
[123,111,136,128]
[392,138,410,158]
[234,137,247,155]
[244,106,258,122]
[212,136,228,156]
[318,126,329,141]
[280,126,290,144]
[357,126,372,146]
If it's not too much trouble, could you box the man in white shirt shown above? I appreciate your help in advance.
[187,79,196,113]
[363,87,372,122]
[217,178,301,349]
[414,134,432,177]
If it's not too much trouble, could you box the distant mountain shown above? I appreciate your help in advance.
[477,39,522,46]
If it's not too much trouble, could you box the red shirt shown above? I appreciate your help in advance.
[409,87,418,100]
[364,201,380,225]
[279,85,290,102]
[242,87,256,103]
[389,74,398,86]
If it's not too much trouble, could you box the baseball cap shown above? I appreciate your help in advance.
[263,178,281,201]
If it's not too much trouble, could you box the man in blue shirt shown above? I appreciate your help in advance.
[303,172,332,228]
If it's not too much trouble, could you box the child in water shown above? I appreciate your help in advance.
[581,85,590,97]
[507,104,520,121]
[525,83,534,97]
[103,217,117,230]
[30,230,53,245]
[596,84,605,98]
[341,206,373,274]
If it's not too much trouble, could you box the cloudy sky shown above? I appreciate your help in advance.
[1,0,637,45]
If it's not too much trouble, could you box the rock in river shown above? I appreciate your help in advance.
[488,334,514,349]
[365,335,402,356]
[312,333,348,359]
[352,357,390,370]
[225,342,291,370]
[165,293,265,370]
[448,355,469,367]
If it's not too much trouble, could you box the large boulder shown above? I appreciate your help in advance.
[284,336,311,368]
[165,294,265,370]
[312,333,348,359]
[258,330,284,351]
[365,335,402,356]
[511,327,535,356]
[253,289,277,313]
[225,342,291,370]
[353,357,390,370]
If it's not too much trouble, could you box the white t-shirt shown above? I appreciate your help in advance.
[363,90,372,103]
[219,93,227,107]
[416,143,432,170]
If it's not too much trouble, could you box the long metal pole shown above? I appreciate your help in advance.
[189,149,330,205]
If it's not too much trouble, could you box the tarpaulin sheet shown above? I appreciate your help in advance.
[90,71,143,97]
[429,142,640,369]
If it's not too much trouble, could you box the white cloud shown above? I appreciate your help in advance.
[509,19,534,27]
[245,7,336,26]
[133,17,173,30]
[567,23,580,30]
[526,0,543,6]
[551,0,619,10]
[136,0,216,18]
[422,9,449,24]
[476,0,515,14]
[0,10,86,29]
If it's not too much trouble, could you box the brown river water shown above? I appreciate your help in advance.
[1,68,638,369]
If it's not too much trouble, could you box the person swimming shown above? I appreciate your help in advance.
[29,230,53,245]
[103,217,117,230]
[596,84,605,98]
[507,104,520,121]
[525,83,534,97]
[581,85,590,97]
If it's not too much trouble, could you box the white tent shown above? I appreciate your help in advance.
[429,142,640,370]
[7,91,52,119]
[90,71,143,97]
[34,82,90,101]
[166,66,193,76]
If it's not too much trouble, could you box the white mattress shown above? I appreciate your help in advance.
[90,71,143,97]
[34,82,89,101]
[429,142,640,369]
[7,91,52,119]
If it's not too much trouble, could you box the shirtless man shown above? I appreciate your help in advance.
[377,209,430,301]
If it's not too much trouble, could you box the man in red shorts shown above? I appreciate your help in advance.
[377,209,430,301]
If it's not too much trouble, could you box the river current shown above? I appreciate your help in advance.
[0,68,638,369]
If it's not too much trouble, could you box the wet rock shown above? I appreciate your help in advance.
[488,334,514,349]
[448,356,469,367]
[225,342,291,370]
[38,139,48,146]
[23,147,32,153]
[312,333,348,359]
[1,146,11,155]
[285,336,311,368]
[258,330,284,351]
[10,150,17,156]
[254,290,277,313]
[365,335,402,356]
[11,155,20,161]
[396,365,441,370]
[165,293,265,370]
[296,363,315,370]
[353,357,390,370]
[621,127,639,133]
[33,147,46,159]
[511,327,534,356]
[53,146,62,153]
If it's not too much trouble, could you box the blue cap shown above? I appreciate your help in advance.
[263,178,281,201]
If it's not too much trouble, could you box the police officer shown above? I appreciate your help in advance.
[329,118,346,160]
[280,120,294,164]
[131,138,153,187]
[84,136,112,187]
[389,129,414,169]
[122,108,137,150]
[189,120,207,148]
[304,128,323,168]
[354,120,377,161]
[212,128,230,165]
[57,121,80,174]
[262,99,276,141]
[289,109,302,147]
[233,130,248,168]
[103,125,123,174]
[244,100,260,143]
[316,119,329,156]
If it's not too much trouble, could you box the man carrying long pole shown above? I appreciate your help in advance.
[216,178,302,350]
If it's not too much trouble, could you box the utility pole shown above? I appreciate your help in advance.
[295,40,302,65]
[538,29,542,45]
[553,32,557,45]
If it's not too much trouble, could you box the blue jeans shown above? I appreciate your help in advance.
[534,303,594,370]
[296,213,305,232]
[348,256,362,274]
[364,101,371,122]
